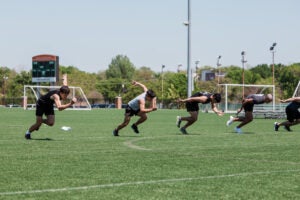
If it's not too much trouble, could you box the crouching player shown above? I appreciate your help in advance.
[25,86,77,139]
[112,81,157,136]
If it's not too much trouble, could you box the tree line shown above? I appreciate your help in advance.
[1,54,299,106]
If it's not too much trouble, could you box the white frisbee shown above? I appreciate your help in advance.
[61,126,71,131]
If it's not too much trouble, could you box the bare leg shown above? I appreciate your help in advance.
[43,115,55,126]
[181,111,198,130]
[237,111,253,128]
[116,114,131,131]
[134,112,147,126]
[28,116,43,133]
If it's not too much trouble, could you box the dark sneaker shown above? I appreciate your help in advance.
[131,124,139,134]
[180,127,188,134]
[284,125,292,132]
[25,133,31,140]
[113,129,119,136]
[274,122,279,131]
[176,116,182,128]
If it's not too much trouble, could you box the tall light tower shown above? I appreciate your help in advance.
[241,51,247,98]
[270,42,277,111]
[270,42,277,86]
[161,65,165,109]
[183,0,192,97]
[217,55,222,85]
[2,76,8,105]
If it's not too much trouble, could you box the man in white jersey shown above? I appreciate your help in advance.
[226,93,272,133]
[112,81,157,136]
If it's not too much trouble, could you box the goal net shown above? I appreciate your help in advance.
[23,85,91,110]
[218,84,275,113]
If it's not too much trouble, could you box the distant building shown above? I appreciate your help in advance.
[201,70,215,81]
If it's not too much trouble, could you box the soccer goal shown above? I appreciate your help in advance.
[23,85,91,110]
[218,83,275,113]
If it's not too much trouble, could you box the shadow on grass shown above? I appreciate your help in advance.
[30,138,56,141]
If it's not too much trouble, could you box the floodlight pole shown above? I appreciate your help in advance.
[184,0,192,97]
[217,55,222,85]
[161,65,165,109]
[270,42,277,111]
[217,55,222,92]
[270,43,277,87]
[2,76,8,105]
[241,51,247,98]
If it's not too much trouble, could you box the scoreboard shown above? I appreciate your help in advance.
[32,54,59,83]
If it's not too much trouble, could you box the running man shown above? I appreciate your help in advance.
[25,86,77,139]
[112,81,157,136]
[274,96,300,132]
[176,92,223,134]
[226,93,273,133]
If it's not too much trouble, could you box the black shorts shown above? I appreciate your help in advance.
[36,102,55,117]
[186,102,199,112]
[125,105,140,116]
[244,103,254,112]
[286,107,300,122]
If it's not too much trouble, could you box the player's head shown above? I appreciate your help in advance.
[265,93,273,103]
[212,93,222,103]
[59,86,70,99]
[146,89,156,100]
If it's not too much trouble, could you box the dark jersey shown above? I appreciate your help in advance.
[37,90,61,106]
[191,92,212,104]
[35,90,62,116]
[186,92,212,112]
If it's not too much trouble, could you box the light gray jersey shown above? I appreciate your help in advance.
[128,92,147,111]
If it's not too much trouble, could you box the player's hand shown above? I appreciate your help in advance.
[217,112,224,116]
[152,107,157,111]
[177,98,183,103]
[280,99,285,103]
[132,80,137,85]
[71,97,77,104]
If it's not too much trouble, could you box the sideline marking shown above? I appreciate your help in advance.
[123,137,151,151]
[1,169,300,196]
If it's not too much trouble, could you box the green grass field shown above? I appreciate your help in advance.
[0,107,300,200]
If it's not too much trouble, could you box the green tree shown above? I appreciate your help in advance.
[106,55,135,80]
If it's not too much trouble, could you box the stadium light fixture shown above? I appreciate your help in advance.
[241,51,247,97]
[270,42,277,86]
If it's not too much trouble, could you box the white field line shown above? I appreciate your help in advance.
[1,169,300,196]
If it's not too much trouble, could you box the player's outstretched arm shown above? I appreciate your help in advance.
[211,102,223,116]
[280,97,300,103]
[132,80,148,92]
[53,94,77,111]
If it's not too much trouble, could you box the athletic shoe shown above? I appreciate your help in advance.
[25,131,31,140]
[176,116,182,128]
[226,116,234,126]
[235,127,242,134]
[112,129,119,136]
[284,125,292,132]
[274,122,279,131]
[131,124,139,134]
[180,127,188,134]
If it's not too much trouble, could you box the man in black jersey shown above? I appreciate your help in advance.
[226,93,272,133]
[274,96,300,132]
[25,86,77,139]
[176,92,223,134]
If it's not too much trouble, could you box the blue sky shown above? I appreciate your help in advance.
[1,0,299,73]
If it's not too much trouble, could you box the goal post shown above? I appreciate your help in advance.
[219,83,275,113]
[292,81,300,97]
[23,85,91,110]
